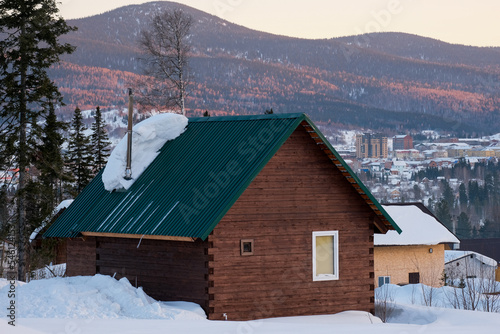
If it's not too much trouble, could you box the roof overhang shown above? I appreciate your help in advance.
[299,116,402,234]
[80,232,196,242]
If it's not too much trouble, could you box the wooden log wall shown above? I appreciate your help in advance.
[95,237,209,312]
[55,239,67,264]
[66,237,96,276]
[208,126,375,321]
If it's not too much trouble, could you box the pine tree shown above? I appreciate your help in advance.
[36,106,69,206]
[67,108,93,195]
[91,106,111,173]
[434,199,453,231]
[456,212,472,239]
[441,179,454,209]
[0,0,75,280]
[459,183,468,211]
[413,184,422,201]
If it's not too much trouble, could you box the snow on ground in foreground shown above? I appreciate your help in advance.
[102,113,188,191]
[0,275,205,320]
[1,276,500,334]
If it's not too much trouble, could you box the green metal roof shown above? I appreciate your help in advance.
[44,113,401,240]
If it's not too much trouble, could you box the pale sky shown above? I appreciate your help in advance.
[57,0,500,47]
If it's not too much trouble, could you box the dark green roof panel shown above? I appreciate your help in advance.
[44,114,302,240]
[44,113,401,240]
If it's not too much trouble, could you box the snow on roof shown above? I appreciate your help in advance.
[445,250,498,267]
[375,204,460,246]
[29,199,74,242]
[102,113,188,191]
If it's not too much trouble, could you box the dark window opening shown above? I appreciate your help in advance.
[409,272,420,284]
[240,239,254,256]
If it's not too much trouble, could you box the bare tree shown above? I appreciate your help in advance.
[138,8,192,115]
[444,255,500,312]
[375,282,396,322]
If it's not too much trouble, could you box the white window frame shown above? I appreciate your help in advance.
[312,231,339,281]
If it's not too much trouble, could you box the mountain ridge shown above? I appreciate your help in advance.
[54,1,500,135]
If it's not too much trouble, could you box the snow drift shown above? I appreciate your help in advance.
[0,275,205,319]
[102,113,188,191]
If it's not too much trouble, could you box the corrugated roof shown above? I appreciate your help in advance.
[44,113,400,240]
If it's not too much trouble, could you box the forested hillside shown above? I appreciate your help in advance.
[53,1,500,134]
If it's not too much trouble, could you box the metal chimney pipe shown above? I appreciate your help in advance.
[124,88,133,180]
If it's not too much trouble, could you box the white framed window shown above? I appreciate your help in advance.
[378,276,390,287]
[312,231,339,281]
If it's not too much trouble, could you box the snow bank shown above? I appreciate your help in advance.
[377,205,460,246]
[102,113,188,191]
[376,282,500,322]
[0,275,205,320]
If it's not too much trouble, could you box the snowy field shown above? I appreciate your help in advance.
[1,275,499,333]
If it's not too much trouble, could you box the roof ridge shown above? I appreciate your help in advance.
[188,113,305,123]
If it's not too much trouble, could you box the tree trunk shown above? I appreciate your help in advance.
[17,18,27,282]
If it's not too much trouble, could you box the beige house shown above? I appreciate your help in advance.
[375,203,459,288]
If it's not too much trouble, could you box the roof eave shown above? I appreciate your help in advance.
[301,114,402,234]
[199,114,307,240]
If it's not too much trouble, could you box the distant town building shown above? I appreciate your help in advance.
[393,135,413,150]
[394,149,421,160]
[356,134,388,159]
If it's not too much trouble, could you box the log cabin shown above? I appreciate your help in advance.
[44,113,401,321]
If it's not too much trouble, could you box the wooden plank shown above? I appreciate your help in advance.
[82,232,195,242]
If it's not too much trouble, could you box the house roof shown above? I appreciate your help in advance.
[445,250,498,267]
[29,199,74,242]
[375,203,459,246]
[44,113,401,241]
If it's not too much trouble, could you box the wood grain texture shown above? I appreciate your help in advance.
[95,237,209,312]
[66,237,96,276]
[208,126,375,321]
[64,125,376,321]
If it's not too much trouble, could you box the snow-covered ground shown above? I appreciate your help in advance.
[1,275,499,333]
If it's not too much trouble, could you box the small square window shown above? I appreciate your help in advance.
[240,239,254,256]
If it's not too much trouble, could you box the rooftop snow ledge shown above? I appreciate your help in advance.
[102,113,188,192]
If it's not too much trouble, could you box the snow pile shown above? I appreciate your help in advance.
[0,275,205,320]
[376,282,500,322]
[1,275,500,333]
[102,113,188,191]
[377,205,460,246]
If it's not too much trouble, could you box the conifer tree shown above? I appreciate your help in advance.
[67,107,93,195]
[434,199,453,231]
[441,179,454,209]
[91,106,111,173]
[456,212,472,239]
[0,0,75,280]
[459,183,468,211]
[36,106,69,206]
